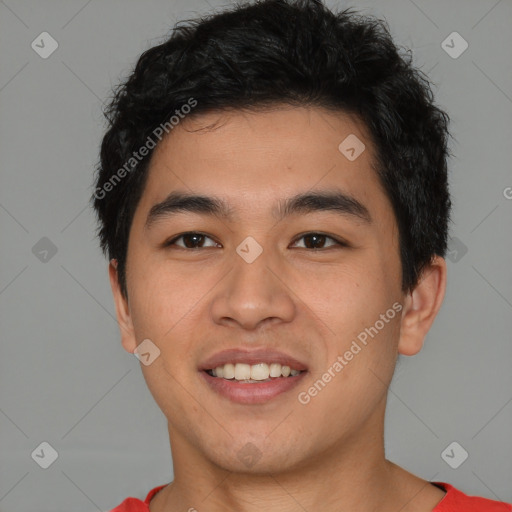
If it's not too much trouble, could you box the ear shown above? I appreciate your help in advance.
[109,259,138,354]
[398,256,447,356]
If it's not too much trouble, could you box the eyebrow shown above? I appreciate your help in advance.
[144,189,372,229]
[276,189,371,223]
[145,191,236,230]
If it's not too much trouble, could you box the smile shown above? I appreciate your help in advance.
[206,362,303,381]
[201,368,307,404]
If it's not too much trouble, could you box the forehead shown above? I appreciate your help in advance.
[136,106,390,221]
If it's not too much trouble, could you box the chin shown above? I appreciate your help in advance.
[204,436,311,475]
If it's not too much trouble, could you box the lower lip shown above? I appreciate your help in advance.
[200,370,307,404]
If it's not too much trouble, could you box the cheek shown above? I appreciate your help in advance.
[298,259,391,325]
[300,257,401,373]
[299,312,400,432]
[126,256,196,335]
[126,261,217,374]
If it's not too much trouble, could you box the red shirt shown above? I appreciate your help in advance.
[109,482,512,511]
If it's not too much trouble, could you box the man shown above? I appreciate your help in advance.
[92,0,512,510]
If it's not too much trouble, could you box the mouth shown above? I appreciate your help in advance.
[205,362,304,381]
[199,350,308,404]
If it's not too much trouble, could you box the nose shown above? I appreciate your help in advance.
[209,247,296,331]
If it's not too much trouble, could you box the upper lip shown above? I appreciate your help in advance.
[199,348,308,371]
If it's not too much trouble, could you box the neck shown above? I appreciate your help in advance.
[150,402,433,512]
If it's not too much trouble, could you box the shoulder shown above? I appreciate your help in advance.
[109,496,148,512]
[433,482,512,511]
[108,485,167,512]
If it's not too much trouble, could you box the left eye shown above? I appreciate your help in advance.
[290,233,344,249]
[165,232,220,249]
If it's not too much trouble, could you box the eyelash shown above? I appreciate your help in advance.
[164,231,348,250]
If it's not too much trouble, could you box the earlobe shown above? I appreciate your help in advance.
[397,256,447,356]
[108,259,138,353]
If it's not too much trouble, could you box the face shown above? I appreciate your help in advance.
[111,106,418,474]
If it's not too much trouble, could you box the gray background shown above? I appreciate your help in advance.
[0,0,511,510]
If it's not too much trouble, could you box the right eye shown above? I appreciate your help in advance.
[164,232,221,249]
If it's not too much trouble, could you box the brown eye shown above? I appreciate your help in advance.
[291,233,345,249]
[303,234,329,249]
[166,232,220,249]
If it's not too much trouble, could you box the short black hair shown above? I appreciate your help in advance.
[92,0,451,299]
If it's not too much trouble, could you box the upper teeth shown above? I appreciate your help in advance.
[210,363,302,380]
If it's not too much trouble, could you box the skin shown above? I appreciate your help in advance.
[109,106,448,512]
